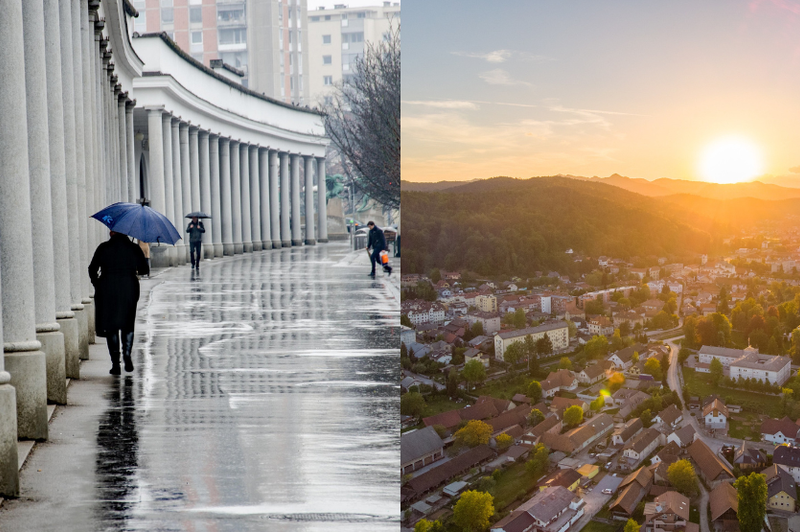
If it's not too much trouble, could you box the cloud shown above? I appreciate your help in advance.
[790,165,800,173]
[452,50,553,63]
[479,69,532,86]
[402,100,479,110]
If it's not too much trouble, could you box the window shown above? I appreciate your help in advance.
[324,15,331,20]
[191,31,203,44]
[161,0,172,6]
[322,34,331,44]
[322,55,332,64]
[190,6,202,23]
[356,11,366,18]
[192,52,203,62]
[219,28,247,45]
[323,75,332,85]
[310,16,319,22]
[161,7,174,23]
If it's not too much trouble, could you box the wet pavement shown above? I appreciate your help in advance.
[0,242,400,531]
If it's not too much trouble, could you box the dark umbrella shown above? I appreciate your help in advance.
[91,202,182,245]
[185,211,211,219]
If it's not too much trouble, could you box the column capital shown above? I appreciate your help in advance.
[249,144,259,151]
[95,19,106,35]
[219,136,230,145]
[316,156,327,162]
[198,129,210,138]
[118,90,129,101]
[189,124,200,133]
[113,84,122,96]
[89,0,101,12]
[125,99,137,110]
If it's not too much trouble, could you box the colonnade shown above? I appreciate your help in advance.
[145,109,328,267]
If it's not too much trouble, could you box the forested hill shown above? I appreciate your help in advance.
[401,176,713,277]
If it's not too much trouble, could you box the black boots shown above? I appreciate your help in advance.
[108,330,135,375]
[122,330,135,373]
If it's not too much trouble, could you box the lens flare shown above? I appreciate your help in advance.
[699,136,764,184]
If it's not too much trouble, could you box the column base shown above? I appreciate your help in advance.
[292,240,303,246]
[305,239,316,245]
[318,238,329,243]
[166,246,177,267]
[262,240,272,250]
[73,307,89,361]
[243,242,253,253]
[0,384,19,497]
[222,243,234,256]
[272,240,282,249]
[203,243,215,259]
[174,243,187,264]
[150,246,171,268]
[36,330,67,405]
[213,243,224,257]
[83,299,96,344]
[233,243,243,254]
[282,240,291,247]
[5,349,49,440]
[252,241,262,252]
[57,316,80,379]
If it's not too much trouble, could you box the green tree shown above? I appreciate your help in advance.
[718,285,731,315]
[430,268,441,284]
[791,328,800,365]
[538,334,554,357]
[471,321,484,337]
[446,369,460,398]
[567,319,577,338]
[559,357,573,370]
[563,405,583,427]
[401,314,413,328]
[644,358,662,380]
[401,392,425,418]
[624,518,640,532]
[683,315,698,349]
[734,472,768,532]
[527,381,543,403]
[528,408,545,427]
[525,334,540,375]
[585,299,605,315]
[710,357,724,385]
[454,420,493,448]
[632,351,640,364]
[526,443,550,478]
[462,359,486,391]
[667,459,699,496]
[415,519,443,532]
[496,433,513,451]
[452,490,494,532]
[609,371,626,392]
[584,335,610,360]
[503,342,525,373]
[514,308,527,329]
[640,408,654,427]
[591,396,605,411]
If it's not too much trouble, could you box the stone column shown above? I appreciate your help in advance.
[269,150,281,248]
[171,118,186,263]
[249,146,262,251]
[126,101,136,203]
[230,140,243,254]
[1,0,49,443]
[162,112,176,266]
[43,0,77,398]
[179,122,192,263]
[317,157,328,242]
[199,130,214,258]
[209,134,223,257]
[0,2,23,495]
[118,94,128,202]
[258,148,272,250]
[280,152,291,247]
[23,0,67,406]
[240,143,253,253]
[304,156,316,245]
[291,154,302,246]
[189,126,201,212]
[147,108,168,267]
[80,0,96,255]
[219,138,234,255]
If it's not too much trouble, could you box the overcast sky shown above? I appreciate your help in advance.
[401,0,800,182]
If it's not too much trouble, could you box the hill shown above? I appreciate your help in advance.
[401,176,714,277]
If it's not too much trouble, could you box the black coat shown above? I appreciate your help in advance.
[89,234,149,337]
[367,226,387,252]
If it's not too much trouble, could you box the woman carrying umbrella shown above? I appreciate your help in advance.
[89,231,149,375]
[185,213,206,271]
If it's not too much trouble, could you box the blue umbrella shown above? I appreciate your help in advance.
[91,202,182,245]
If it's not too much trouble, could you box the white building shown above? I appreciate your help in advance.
[400,325,415,347]
[475,294,498,313]
[698,345,791,386]
[704,399,728,429]
[403,302,445,326]
[494,322,570,361]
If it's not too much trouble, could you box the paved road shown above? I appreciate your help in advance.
[0,243,400,531]
[572,475,623,532]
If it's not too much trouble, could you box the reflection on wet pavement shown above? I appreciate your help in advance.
[94,244,398,531]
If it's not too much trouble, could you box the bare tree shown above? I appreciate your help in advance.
[323,25,400,210]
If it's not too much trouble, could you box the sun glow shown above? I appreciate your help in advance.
[699,136,764,184]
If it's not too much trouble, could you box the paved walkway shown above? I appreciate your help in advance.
[0,243,400,531]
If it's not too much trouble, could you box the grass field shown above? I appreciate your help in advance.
[490,461,539,511]
[474,374,532,401]
[579,521,620,532]
[682,368,782,418]
[729,415,763,440]
[422,396,464,418]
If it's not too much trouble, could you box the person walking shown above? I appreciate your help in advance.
[366,221,392,277]
[89,231,149,375]
[186,216,205,271]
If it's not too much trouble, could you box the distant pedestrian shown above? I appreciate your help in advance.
[89,231,149,375]
[137,239,150,277]
[366,221,392,277]
[186,216,205,271]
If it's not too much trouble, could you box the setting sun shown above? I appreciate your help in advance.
[699,136,764,184]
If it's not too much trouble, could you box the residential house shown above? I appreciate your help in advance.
[651,441,681,468]
[422,396,512,431]
[732,441,766,471]
[540,369,579,398]
[577,364,607,385]
[613,310,645,327]
[405,341,431,360]
[403,445,495,502]
[465,312,502,335]
[401,426,445,475]
[687,439,734,487]
[622,428,665,468]
[468,335,493,351]
[703,399,728,429]
[763,464,797,512]
[667,425,697,448]
[550,397,589,417]
[464,348,490,368]
[612,418,643,446]
[653,404,683,431]
[400,326,416,348]
[539,414,614,454]
[761,416,800,444]
[475,294,498,313]
[709,482,738,531]
[773,445,800,483]
[610,466,653,518]
[643,491,697,532]
[490,486,585,532]
[538,468,582,492]
[613,389,651,418]
[526,415,562,445]
[402,300,446,326]
[494,322,570,361]
[641,299,665,313]
[588,316,615,337]
[608,344,647,371]
[489,405,533,435]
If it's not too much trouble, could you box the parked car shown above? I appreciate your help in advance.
[602,488,613,494]
[606,462,612,468]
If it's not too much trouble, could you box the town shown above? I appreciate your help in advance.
[401,245,800,532]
